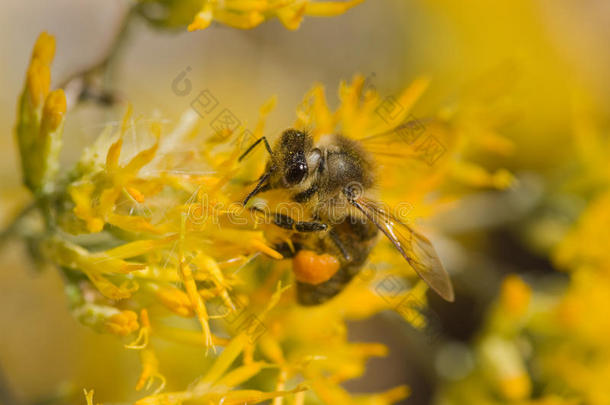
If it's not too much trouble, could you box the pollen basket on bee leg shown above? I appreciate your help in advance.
[292,250,341,285]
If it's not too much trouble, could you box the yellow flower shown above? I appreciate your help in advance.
[187,0,365,31]
[105,310,140,336]
[136,0,365,31]
[500,274,531,319]
[554,191,610,274]
[15,32,66,195]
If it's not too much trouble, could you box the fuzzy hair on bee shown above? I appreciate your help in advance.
[240,128,454,305]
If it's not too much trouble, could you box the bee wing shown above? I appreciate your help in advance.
[358,118,447,168]
[350,197,455,302]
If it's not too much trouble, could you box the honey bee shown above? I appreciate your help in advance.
[240,128,454,305]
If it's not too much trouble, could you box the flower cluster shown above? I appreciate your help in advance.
[437,106,610,405]
[13,27,512,403]
[135,0,365,31]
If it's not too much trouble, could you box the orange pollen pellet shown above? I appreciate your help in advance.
[292,250,341,285]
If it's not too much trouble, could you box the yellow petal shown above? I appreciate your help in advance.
[213,362,271,388]
[276,3,307,30]
[102,236,176,261]
[178,213,214,351]
[215,386,306,404]
[26,58,51,108]
[198,334,249,386]
[155,287,194,317]
[188,3,214,31]
[305,0,365,17]
[41,89,66,132]
[70,182,105,232]
[32,31,55,66]
[214,9,265,29]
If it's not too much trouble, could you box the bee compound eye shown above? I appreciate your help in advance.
[285,161,308,185]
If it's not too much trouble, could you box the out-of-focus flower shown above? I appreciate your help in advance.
[440,270,610,404]
[135,0,365,31]
[554,102,610,275]
[15,32,66,196]
[438,110,610,405]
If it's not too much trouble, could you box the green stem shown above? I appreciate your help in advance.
[0,202,37,248]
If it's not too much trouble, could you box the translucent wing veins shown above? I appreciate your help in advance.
[348,196,455,302]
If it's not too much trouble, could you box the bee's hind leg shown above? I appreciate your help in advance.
[328,228,352,261]
[272,241,303,258]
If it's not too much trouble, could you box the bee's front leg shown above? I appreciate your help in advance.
[248,207,327,232]
[272,212,328,232]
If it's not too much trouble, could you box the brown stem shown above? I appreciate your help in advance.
[60,6,136,110]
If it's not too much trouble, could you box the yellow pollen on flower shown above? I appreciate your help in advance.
[155,287,194,317]
[106,310,140,336]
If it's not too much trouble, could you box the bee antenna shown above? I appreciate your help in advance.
[238,136,273,162]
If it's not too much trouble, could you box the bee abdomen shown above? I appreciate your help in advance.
[296,217,379,306]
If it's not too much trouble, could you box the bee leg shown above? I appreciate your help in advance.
[238,136,273,161]
[272,212,327,232]
[272,241,302,258]
[294,221,327,232]
[296,217,379,306]
[328,228,352,261]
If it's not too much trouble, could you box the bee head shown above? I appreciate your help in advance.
[277,129,312,186]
